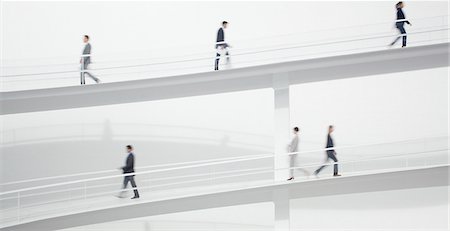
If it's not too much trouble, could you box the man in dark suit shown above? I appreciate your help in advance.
[389,2,412,48]
[118,145,140,199]
[215,21,231,71]
[314,125,341,177]
[80,35,100,84]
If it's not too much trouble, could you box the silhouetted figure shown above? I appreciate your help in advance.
[287,127,310,181]
[215,21,231,71]
[314,125,341,177]
[389,2,412,48]
[80,35,100,84]
[117,145,140,199]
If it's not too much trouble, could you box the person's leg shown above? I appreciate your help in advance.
[118,176,130,198]
[80,64,85,85]
[314,165,325,175]
[129,176,140,198]
[314,156,329,175]
[85,72,100,83]
[328,152,339,175]
[225,51,230,63]
[390,25,402,46]
[215,53,220,70]
[399,26,407,47]
[297,166,311,177]
[288,155,296,179]
[84,64,100,83]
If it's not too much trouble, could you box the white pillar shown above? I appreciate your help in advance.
[273,73,291,181]
[273,189,290,231]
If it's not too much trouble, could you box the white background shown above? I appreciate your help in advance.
[1,1,449,90]
[0,1,448,230]
[2,1,448,60]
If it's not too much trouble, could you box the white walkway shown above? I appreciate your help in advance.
[1,42,448,115]
[1,165,448,231]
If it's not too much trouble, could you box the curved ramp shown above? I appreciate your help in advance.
[1,43,448,115]
[2,165,448,231]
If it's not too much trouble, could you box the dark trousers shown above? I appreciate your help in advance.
[391,23,407,47]
[122,175,140,197]
[80,63,99,84]
[214,51,229,71]
[315,151,339,175]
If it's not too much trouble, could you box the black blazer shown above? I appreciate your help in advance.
[122,153,135,174]
[326,134,335,154]
[396,8,410,26]
[216,28,228,48]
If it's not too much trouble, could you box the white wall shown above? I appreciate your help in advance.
[0,89,275,183]
[1,1,448,90]
[290,186,449,231]
[2,1,448,61]
[290,67,449,149]
[288,67,449,176]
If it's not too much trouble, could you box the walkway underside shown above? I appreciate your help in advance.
[1,43,449,115]
[3,165,448,231]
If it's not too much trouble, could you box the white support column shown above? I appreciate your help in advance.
[273,73,291,181]
[273,188,290,231]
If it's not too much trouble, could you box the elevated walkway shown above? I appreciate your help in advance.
[1,43,449,115]
[1,165,448,231]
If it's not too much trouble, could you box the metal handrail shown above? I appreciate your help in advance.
[9,148,448,209]
[0,153,272,187]
[2,27,448,78]
[4,36,447,84]
[2,14,447,68]
[1,135,447,196]
[0,135,445,187]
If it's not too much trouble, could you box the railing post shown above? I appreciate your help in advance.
[80,56,85,85]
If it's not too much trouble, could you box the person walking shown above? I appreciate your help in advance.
[214,21,231,71]
[80,35,100,84]
[287,127,310,181]
[389,2,412,48]
[314,125,341,177]
[117,145,140,199]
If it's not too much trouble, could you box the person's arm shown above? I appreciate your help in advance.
[290,137,298,153]
[122,155,133,172]
[83,44,91,55]
[216,29,225,46]
[403,11,411,25]
[81,44,91,63]
[331,137,337,155]
[398,10,411,25]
